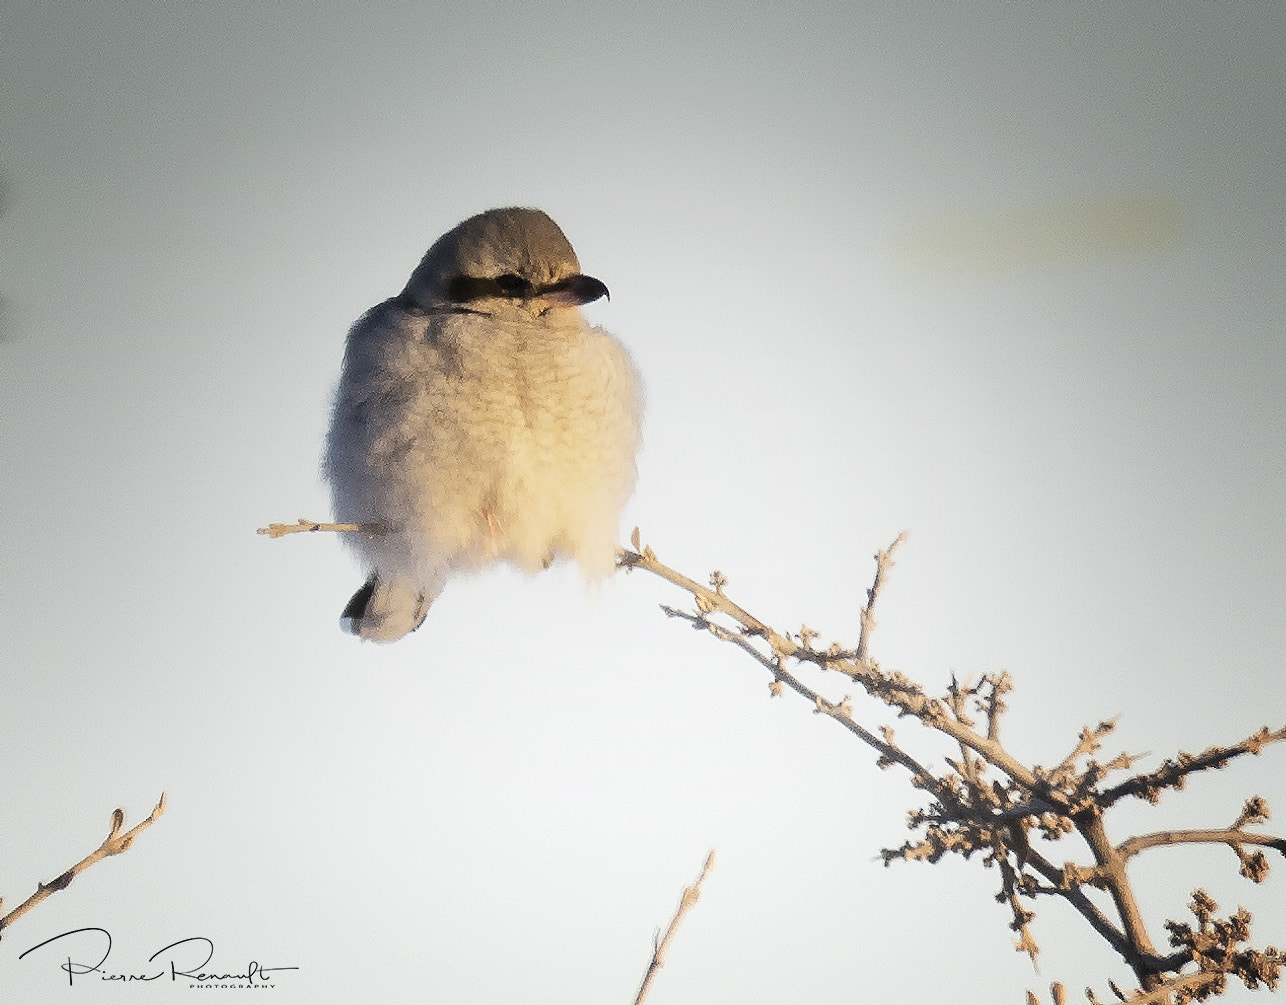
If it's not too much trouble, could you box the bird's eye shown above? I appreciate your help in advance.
[446,275,487,302]
[494,273,531,296]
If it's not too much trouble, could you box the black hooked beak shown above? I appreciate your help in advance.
[537,274,609,306]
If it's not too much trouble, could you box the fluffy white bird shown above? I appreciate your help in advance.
[323,208,643,642]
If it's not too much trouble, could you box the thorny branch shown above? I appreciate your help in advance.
[617,529,1285,1003]
[1099,732,1286,809]
[260,516,1284,1001]
[0,794,167,938]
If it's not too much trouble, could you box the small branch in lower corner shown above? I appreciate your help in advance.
[0,793,167,938]
[632,850,716,1005]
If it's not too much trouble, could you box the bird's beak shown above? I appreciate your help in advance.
[538,274,610,306]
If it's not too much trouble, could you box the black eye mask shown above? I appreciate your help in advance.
[446,272,609,306]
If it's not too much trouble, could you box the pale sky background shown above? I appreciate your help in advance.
[2,2,1284,1002]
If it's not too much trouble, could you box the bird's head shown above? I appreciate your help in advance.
[402,207,609,316]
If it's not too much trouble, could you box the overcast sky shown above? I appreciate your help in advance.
[2,2,1284,1002]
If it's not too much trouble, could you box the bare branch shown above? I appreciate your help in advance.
[1162,891,1283,996]
[1117,827,1286,864]
[660,599,957,810]
[997,845,1040,964]
[982,672,1012,744]
[1049,720,1119,786]
[618,541,776,640]
[0,794,167,938]
[256,518,379,538]
[857,531,908,661]
[622,535,1063,808]
[1100,727,1286,808]
[619,534,1286,991]
[632,850,716,1005]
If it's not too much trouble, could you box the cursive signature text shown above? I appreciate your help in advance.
[19,928,299,987]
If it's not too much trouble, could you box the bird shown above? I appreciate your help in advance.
[323,207,643,642]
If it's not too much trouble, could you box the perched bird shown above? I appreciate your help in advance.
[323,208,643,642]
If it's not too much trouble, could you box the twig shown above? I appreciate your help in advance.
[857,531,907,660]
[256,518,377,538]
[0,793,167,938]
[632,850,716,1005]
[1098,727,1286,808]
[620,533,1057,806]
[659,601,954,806]
[1117,827,1286,862]
[1085,969,1223,1005]
[1050,720,1119,786]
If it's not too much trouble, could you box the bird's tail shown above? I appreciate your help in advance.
[340,576,437,643]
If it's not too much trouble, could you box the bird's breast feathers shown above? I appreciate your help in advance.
[334,302,640,573]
